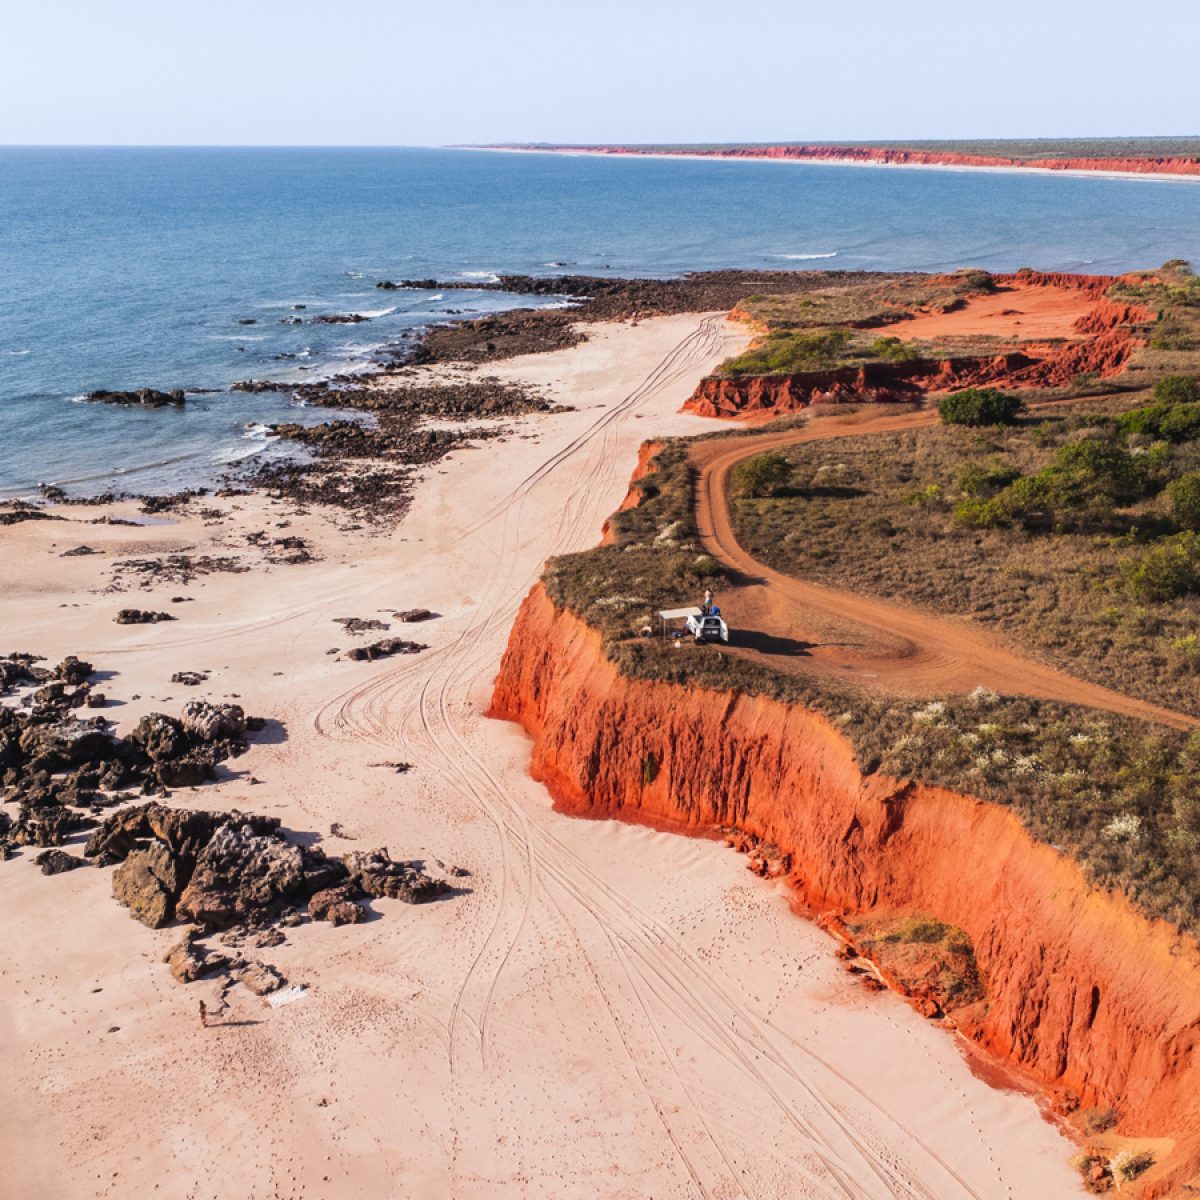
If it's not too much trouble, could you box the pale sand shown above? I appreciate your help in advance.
[0,314,1084,1199]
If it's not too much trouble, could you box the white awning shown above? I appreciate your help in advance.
[658,607,703,621]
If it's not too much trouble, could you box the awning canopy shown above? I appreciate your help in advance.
[658,606,703,621]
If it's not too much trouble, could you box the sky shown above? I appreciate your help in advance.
[1,0,1196,146]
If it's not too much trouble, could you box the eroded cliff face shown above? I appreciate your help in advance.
[490,584,1200,1194]
[687,282,1151,418]
[600,439,661,544]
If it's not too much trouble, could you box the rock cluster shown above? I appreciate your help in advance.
[89,798,453,936]
[116,609,176,624]
[1,653,256,858]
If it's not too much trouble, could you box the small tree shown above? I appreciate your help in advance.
[1168,471,1200,530]
[1123,532,1200,601]
[1153,374,1200,406]
[731,452,792,498]
[937,388,1024,427]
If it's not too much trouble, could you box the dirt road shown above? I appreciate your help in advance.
[692,409,1195,730]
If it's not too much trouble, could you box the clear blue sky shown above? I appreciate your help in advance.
[1,0,1195,146]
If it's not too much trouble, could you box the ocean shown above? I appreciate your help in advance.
[3,145,1199,497]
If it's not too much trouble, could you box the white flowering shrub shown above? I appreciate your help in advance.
[1104,813,1143,842]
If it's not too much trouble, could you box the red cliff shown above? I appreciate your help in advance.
[541,144,1200,180]
[491,583,1200,1194]
[686,284,1152,418]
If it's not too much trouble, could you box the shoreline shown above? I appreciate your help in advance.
[467,143,1200,185]
[0,313,1085,1198]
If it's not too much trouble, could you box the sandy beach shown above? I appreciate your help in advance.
[0,314,1085,1199]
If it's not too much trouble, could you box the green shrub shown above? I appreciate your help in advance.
[1053,439,1148,502]
[1159,404,1200,441]
[1123,532,1200,600]
[900,483,944,507]
[722,329,853,376]
[731,452,792,498]
[1117,399,1200,441]
[870,336,918,363]
[937,388,1024,427]
[1168,471,1200,530]
[957,463,1021,497]
[1152,374,1200,405]
[953,497,1006,528]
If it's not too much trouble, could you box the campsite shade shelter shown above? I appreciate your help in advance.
[657,606,703,638]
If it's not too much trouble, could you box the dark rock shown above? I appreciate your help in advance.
[230,960,286,995]
[132,713,189,763]
[334,616,389,635]
[163,932,229,983]
[113,844,181,926]
[343,638,426,662]
[116,609,176,625]
[33,848,86,875]
[12,803,85,847]
[181,700,246,742]
[394,608,434,623]
[312,314,369,325]
[86,693,107,709]
[342,848,450,904]
[231,380,284,393]
[175,823,306,929]
[156,755,215,788]
[308,882,366,926]
[18,718,112,772]
[84,388,186,408]
[54,656,93,686]
[0,507,65,527]
[171,671,208,687]
[61,545,98,557]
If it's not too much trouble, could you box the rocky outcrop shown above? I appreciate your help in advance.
[83,388,186,408]
[490,584,1200,1194]
[175,822,311,928]
[343,847,451,903]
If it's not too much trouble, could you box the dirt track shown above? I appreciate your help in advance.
[692,409,1196,730]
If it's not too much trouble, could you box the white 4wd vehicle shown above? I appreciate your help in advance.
[685,611,729,644]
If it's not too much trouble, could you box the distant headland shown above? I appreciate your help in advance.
[469,137,1200,180]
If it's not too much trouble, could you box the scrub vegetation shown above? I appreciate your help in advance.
[544,429,1200,934]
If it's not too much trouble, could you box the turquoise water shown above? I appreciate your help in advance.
[2,146,1199,496]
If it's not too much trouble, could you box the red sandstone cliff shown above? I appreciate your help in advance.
[491,583,1200,1194]
[538,144,1200,180]
[686,284,1151,417]
[600,439,661,544]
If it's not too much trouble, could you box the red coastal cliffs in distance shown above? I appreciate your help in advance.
[480,142,1200,180]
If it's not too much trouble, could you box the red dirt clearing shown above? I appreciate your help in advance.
[892,282,1095,342]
